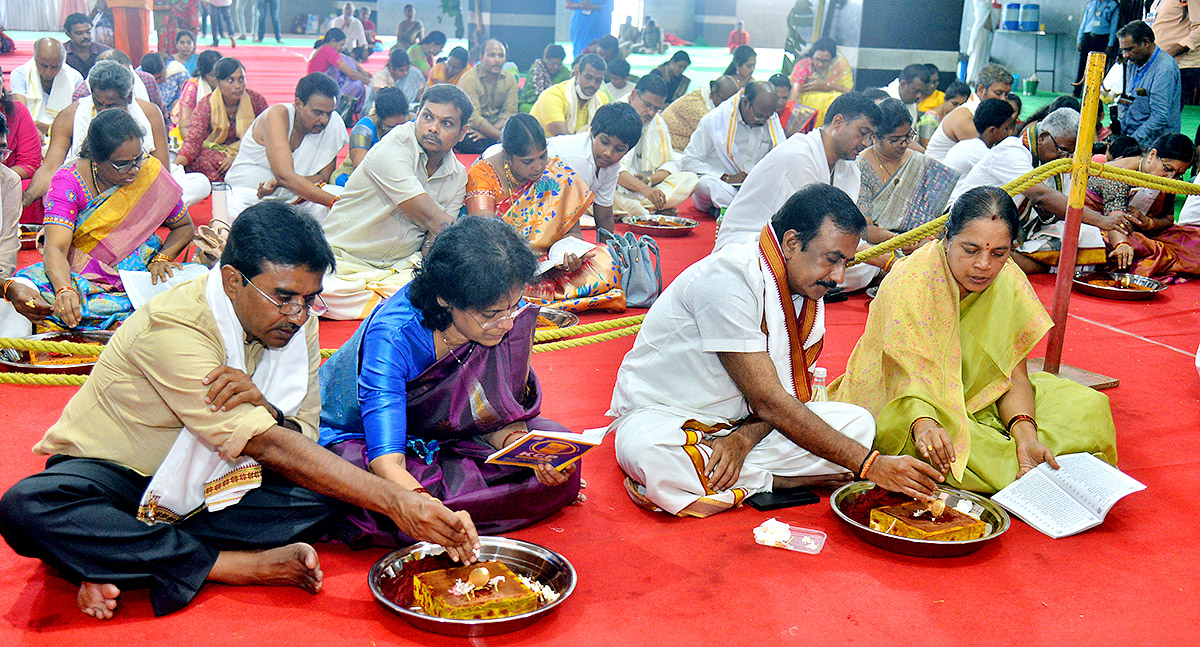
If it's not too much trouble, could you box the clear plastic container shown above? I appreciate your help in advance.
[752,519,828,554]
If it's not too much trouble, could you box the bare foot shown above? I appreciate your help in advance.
[78,582,120,620]
[208,543,323,594]
[773,472,856,490]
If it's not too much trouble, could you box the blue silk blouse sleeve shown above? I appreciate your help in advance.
[357,305,436,463]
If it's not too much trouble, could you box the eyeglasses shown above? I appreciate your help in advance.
[1045,132,1072,158]
[467,302,531,330]
[109,151,149,173]
[1159,160,1189,179]
[237,270,329,317]
[882,131,916,145]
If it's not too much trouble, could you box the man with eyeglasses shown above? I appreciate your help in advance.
[0,202,479,620]
[10,38,84,139]
[62,13,111,78]
[612,74,698,216]
[950,107,1134,273]
[23,60,212,213]
[714,90,878,278]
[681,81,786,218]
[1115,20,1183,150]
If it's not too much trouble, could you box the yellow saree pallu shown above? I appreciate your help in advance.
[466,157,626,312]
[830,241,1117,493]
[789,54,853,128]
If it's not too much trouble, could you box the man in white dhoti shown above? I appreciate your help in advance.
[715,92,884,292]
[611,184,944,517]
[23,61,211,212]
[225,73,348,224]
[680,81,784,217]
[11,38,84,140]
[612,75,698,216]
[319,84,470,320]
[925,63,1013,161]
[950,108,1133,273]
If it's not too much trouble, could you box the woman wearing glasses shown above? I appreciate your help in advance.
[1094,133,1200,279]
[318,216,582,547]
[8,109,193,331]
[857,99,961,243]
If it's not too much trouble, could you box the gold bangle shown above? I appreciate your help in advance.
[150,253,174,264]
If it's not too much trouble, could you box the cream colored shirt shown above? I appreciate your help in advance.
[322,121,466,268]
[33,276,322,476]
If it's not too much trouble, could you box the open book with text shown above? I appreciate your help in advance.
[485,426,609,471]
[120,264,210,310]
[991,453,1145,539]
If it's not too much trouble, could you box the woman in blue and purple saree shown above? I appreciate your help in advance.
[318,216,582,548]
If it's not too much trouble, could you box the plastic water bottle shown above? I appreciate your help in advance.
[811,367,829,402]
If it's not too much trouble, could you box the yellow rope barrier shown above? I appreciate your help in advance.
[533,314,646,342]
[0,372,88,386]
[531,324,641,353]
[0,337,104,356]
[1089,162,1200,195]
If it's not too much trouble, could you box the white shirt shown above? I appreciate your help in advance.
[883,78,919,126]
[950,136,1104,249]
[715,129,861,251]
[331,15,368,51]
[610,239,824,422]
[1179,175,1200,225]
[604,81,634,102]
[547,131,621,207]
[942,138,991,177]
[680,100,778,178]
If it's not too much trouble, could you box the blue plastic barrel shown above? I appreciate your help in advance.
[1019,4,1040,31]
[1001,3,1021,30]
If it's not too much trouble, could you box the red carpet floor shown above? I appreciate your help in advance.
[1,40,1199,646]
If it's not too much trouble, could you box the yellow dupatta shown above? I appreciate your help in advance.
[829,241,1051,480]
[204,88,256,156]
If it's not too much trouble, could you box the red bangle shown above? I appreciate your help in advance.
[1,278,14,302]
[55,285,78,297]
[1006,414,1036,433]
[502,430,526,447]
[909,417,936,438]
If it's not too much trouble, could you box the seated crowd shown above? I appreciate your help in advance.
[0,11,1193,621]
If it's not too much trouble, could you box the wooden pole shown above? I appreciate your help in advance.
[1043,51,1106,374]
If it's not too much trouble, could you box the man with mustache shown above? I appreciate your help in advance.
[680,81,785,218]
[530,53,610,137]
[714,91,879,291]
[0,203,478,619]
[610,184,944,518]
[319,84,472,320]
[62,13,111,78]
[224,73,348,223]
[455,39,518,154]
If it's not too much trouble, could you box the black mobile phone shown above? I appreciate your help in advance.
[745,488,820,511]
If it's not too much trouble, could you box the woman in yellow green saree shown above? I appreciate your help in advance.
[831,186,1117,493]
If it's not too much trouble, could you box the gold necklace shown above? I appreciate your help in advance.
[872,148,901,181]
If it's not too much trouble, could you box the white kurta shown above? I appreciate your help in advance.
[680,94,783,213]
[609,239,875,515]
[950,136,1104,252]
[612,110,698,215]
[942,137,991,177]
